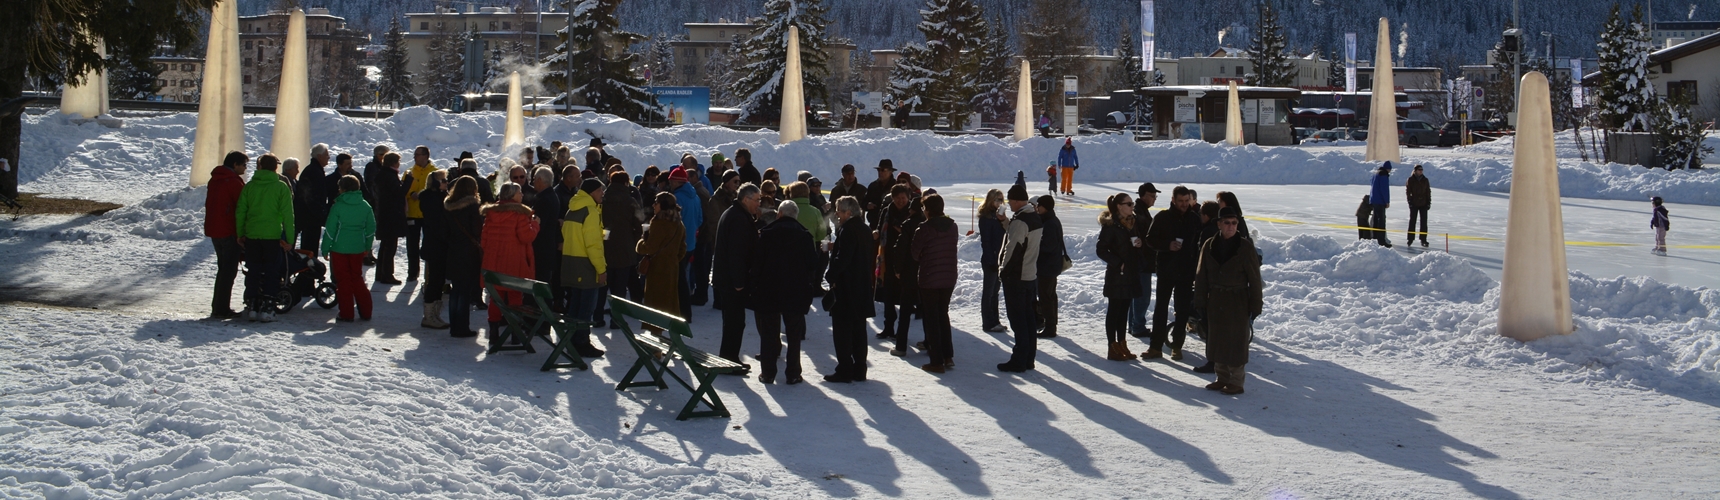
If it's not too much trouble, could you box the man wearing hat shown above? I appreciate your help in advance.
[865,159,897,228]
[1192,206,1262,395]
[1145,185,1201,360]
[1129,183,1160,338]
[1368,162,1393,247]
[997,174,1044,373]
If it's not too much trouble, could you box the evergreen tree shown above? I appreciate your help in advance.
[1596,4,1656,132]
[729,0,833,125]
[2,0,219,197]
[1245,1,1297,87]
[1108,32,1150,92]
[422,27,468,109]
[702,35,742,106]
[1650,95,1713,169]
[1483,26,1518,122]
[969,19,1015,124]
[1019,0,1091,125]
[648,33,677,86]
[378,18,415,106]
[888,0,989,129]
[106,54,161,100]
[1326,47,1345,88]
[543,0,658,120]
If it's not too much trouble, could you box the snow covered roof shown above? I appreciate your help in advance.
[1139,85,1301,99]
[1585,30,1720,84]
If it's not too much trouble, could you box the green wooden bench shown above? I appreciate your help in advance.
[482,271,596,372]
[609,296,744,420]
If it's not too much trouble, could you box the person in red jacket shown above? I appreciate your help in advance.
[204,151,249,319]
[480,182,541,343]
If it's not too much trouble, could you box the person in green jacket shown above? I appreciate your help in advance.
[235,154,296,321]
[322,175,377,321]
[788,181,830,296]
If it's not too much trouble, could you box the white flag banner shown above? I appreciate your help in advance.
[1570,58,1583,107]
[1345,32,1357,93]
[1142,1,1155,72]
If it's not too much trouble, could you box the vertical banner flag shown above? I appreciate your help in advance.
[1344,32,1358,93]
[1570,58,1584,108]
[1142,0,1155,72]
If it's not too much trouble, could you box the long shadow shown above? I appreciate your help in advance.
[941,340,1103,478]
[1165,339,1520,499]
[850,383,991,496]
[730,382,899,497]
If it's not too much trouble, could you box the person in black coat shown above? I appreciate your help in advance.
[417,170,451,329]
[874,183,921,352]
[734,148,762,188]
[712,183,762,374]
[443,176,484,338]
[1129,183,1160,338]
[372,152,411,284]
[823,196,875,383]
[1145,185,1203,360]
[1034,195,1068,338]
[530,166,564,311]
[747,201,819,385]
[326,153,369,212]
[863,160,896,228]
[293,145,330,254]
[1097,193,1144,361]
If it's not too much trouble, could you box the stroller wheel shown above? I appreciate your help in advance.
[315,283,337,309]
[274,289,297,314]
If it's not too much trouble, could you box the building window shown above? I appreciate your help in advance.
[243,75,252,84]
[1236,66,1244,76]
[502,22,511,30]
[182,80,193,88]
[685,48,695,57]
[435,22,445,30]
[1219,66,1225,74]
[489,21,497,31]
[719,31,725,38]
[1668,80,1700,104]
[245,40,252,50]
[705,48,713,57]
[158,79,168,88]
[244,58,252,66]
[421,22,429,30]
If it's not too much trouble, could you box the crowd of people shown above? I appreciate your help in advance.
[201,139,1267,394]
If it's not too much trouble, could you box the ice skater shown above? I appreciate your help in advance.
[1056,138,1079,196]
[1369,162,1393,248]
[1651,196,1670,255]
[1355,195,1372,240]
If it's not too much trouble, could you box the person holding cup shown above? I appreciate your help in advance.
[1096,193,1144,361]
[1144,185,1202,361]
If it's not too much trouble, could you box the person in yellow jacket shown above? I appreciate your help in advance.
[560,178,608,357]
[403,145,439,282]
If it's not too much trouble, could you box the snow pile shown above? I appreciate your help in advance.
[102,187,210,241]
[19,107,1720,207]
[1253,234,1719,396]
[0,308,773,498]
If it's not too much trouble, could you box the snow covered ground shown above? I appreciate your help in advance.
[4,108,1719,498]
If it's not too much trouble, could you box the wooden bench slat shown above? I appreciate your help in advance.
[608,296,735,420]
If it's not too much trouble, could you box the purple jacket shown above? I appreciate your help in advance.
[911,215,960,289]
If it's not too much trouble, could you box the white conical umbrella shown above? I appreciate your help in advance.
[1364,17,1401,163]
[190,0,244,187]
[1224,81,1244,146]
[1014,60,1033,142]
[780,26,806,144]
[270,9,311,164]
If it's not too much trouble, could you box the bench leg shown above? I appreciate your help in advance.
[541,323,588,371]
[676,366,731,420]
[487,315,541,355]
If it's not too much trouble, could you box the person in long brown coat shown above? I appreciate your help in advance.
[1192,207,1264,396]
[635,191,687,331]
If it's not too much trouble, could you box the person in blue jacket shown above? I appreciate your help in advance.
[668,167,704,319]
[1369,162,1393,248]
[1056,138,1079,196]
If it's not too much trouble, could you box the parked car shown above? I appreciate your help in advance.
[1123,124,1154,141]
[1438,120,1506,147]
[1397,120,1439,147]
[1347,128,1368,141]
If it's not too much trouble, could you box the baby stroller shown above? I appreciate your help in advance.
[284,250,338,313]
[244,249,337,314]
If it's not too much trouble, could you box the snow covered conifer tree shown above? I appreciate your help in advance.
[378,19,415,106]
[1597,4,1656,132]
[421,27,468,109]
[729,0,832,125]
[969,20,1015,124]
[1650,96,1713,169]
[1019,0,1091,124]
[1326,48,1345,89]
[543,0,657,120]
[648,33,677,86]
[888,0,988,129]
[1245,1,1297,87]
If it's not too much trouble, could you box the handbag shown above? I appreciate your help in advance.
[1061,255,1073,272]
[637,254,652,275]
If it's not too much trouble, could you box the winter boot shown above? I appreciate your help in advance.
[1105,341,1124,361]
[487,321,505,344]
[1116,338,1138,361]
[421,301,450,329]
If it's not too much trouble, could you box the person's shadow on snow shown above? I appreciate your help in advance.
[1168,339,1520,499]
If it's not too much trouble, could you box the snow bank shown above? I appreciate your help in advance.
[19,107,1720,206]
[0,308,776,498]
[1248,234,1719,397]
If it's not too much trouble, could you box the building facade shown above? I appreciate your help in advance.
[1652,21,1720,49]
[400,6,570,98]
[239,8,370,107]
[669,19,856,103]
[151,53,204,103]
